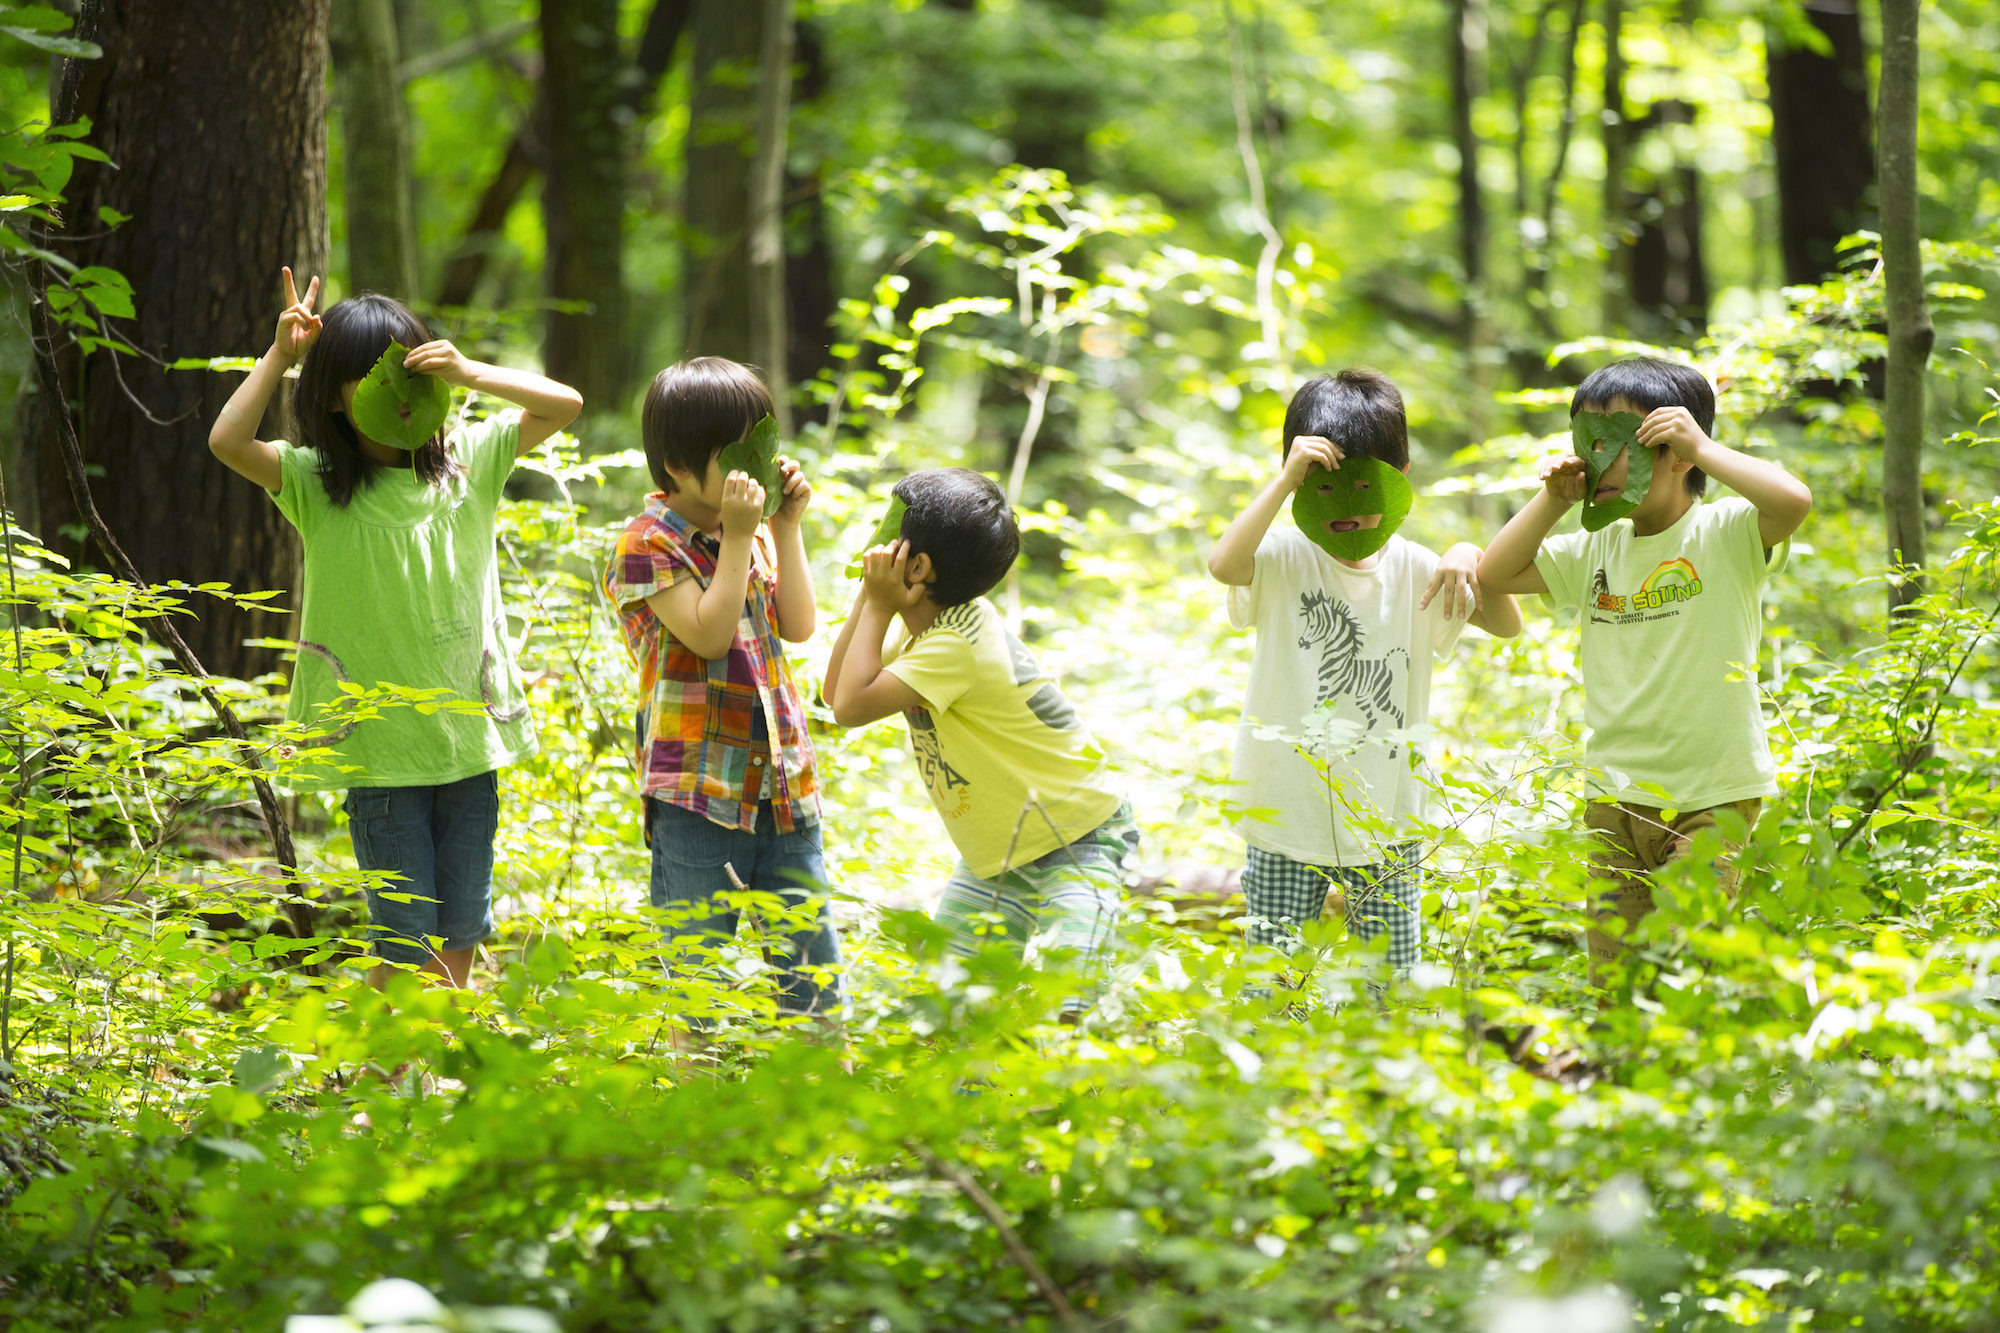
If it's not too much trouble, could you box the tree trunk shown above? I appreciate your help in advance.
[1766,0,1873,286]
[27,0,327,681]
[684,0,762,362]
[1626,99,1709,334]
[749,0,795,432]
[785,15,838,402]
[331,0,418,297]
[540,0,629,415]
[1878,0,1929,614]
[1599,0,1627,330]
[1451,0,1493,444]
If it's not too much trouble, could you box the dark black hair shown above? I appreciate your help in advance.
[1571,356,1714,497]
[891,468,1020,608]
[641,358,775,494]
[292,292,460,508]
[1281,369,1409,469]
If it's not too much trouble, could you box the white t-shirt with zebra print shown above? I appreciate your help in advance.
[1226,528,1466,865]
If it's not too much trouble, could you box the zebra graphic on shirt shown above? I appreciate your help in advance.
[1296,589,1408,744]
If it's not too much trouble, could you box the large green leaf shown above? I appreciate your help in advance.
[845,494,909,578]
[717,413,784,519]
[1574,410,1650,532]
[349,341,452,451]
[1290,456,1413,560]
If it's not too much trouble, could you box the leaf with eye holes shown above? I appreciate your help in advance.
[1290,456,1414,559]
[348,342,452,450]
[716,414,785,519]
[1573,411,1650,532]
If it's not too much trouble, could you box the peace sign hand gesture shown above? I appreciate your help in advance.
[274,266,322,365]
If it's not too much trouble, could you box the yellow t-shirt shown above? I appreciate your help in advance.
[883,598,1123,877]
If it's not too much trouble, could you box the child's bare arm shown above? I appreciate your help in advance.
[643,475,764,660]
[1421,542,1522,637]
[1207,435,1341,585]
[209,267,318,494]
[1478,457,1586,595]
[399,342,582,455]
[1641,407,1811,548]
[828,544,927,726]
[766,457,817,643]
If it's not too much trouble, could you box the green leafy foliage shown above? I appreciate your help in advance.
[717,413,784,519]
[349,341,453,451]
[1290,457,1414,559]
[843,493,907,578]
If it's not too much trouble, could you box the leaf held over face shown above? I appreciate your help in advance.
[1291,456,1414,560]
[1573,411,1650,532]
[845,494,909,579]
[717,414,785,519]
[350,341,453,451]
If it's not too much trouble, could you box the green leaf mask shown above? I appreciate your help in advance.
[844,494,909,579]
[349,342,452,451]
[1573,410,1650,532]
[1291,457,1414,560]
[717,413,784,520]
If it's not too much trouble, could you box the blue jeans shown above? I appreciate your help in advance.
[344,771,500,966]
[647,798,841,1015]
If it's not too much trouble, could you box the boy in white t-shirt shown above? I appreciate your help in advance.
[1477,358,1811,970]
[1209,370,1521,978]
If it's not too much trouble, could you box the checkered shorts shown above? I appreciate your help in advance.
[1241,843,1423,975]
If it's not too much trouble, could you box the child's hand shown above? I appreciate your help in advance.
[1282,435,1343,490]
[859,540,926,613]
[1539,455,1587,505]
[1419,542,1484,621]
[273,267,321,364]
[719,471,766,540]
[770,456,812,529]
[1638,406,1711,463]
[402,339,478,388]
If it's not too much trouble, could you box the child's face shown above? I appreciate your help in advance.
[1585,395,1686,512]
[667,454,728,511]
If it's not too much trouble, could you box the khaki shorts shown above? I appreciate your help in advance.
[1582,798,1763,965]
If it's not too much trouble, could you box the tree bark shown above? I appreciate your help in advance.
[540,0,629,416]
[1766,0,1874,286]
[785,15,838,400]
[749,0,796,432]
[684,0,762,362]
[1451,0,1493,443]
[1599,0,1627,330]
[27,0,327,681]
[331,0,418,296]
[1626,99,1709,334]
[1877,0,1929,614]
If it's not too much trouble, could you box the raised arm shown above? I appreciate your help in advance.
[208,267,319,494]
[400,341,583,456]
[1208,435,1341,586]
[1641,407,1811,549]
[766,457,817,644]
[828,543,927,727]
[1477,456,1586,597]
[642,474,764,661]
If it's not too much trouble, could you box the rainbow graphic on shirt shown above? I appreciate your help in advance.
[1589,557,1704,618]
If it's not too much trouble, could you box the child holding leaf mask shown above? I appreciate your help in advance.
[1209,370,1521,986]
[1477,357,1813,983]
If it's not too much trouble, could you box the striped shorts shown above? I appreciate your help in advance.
[934,802,1140,969]
[1241,842,1423,976]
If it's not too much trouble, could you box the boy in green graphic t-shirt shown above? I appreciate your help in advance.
[824,469,1137,1015]
[1478,358,1812,971]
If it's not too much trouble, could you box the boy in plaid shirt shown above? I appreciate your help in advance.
[604,358,839,1015]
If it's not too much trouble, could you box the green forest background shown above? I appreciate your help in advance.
[4,1,2000,1329]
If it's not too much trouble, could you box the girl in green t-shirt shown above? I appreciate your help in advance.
[209,268,583,988]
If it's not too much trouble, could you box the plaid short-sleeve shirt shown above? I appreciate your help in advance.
[604,495,819,833]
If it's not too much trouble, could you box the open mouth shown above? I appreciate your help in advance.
[1593,485,1620,503]
[1328,519,1362,533]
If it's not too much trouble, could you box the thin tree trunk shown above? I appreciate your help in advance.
[749,0,795,433]
[1599,0,1627,330]
[1878,0,1929,614]
[1627,99,1709,334]
[331,0,418,296]
[1525,0,1585,329]
[785,15,838,399]
[1767,0,1874,286]
[1451,0,1493,443]
[540,0,628,415]
[684,0,762,362]
[28,0,327,681]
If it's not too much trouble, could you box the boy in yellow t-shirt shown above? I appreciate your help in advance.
[825,469,1137,999]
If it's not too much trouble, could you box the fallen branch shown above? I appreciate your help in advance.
[909,1141,1088,1333]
